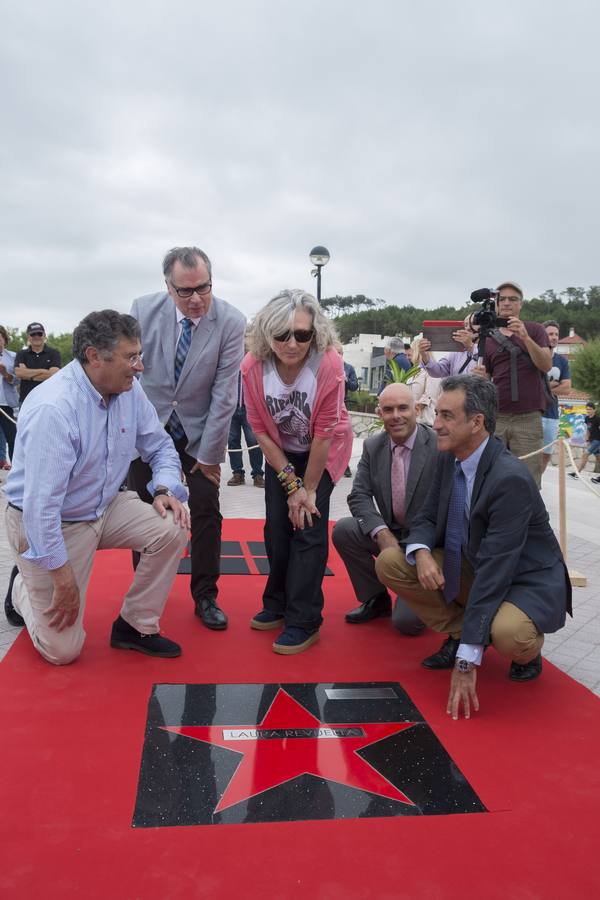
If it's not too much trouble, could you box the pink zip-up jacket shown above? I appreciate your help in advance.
[241,347,353,484]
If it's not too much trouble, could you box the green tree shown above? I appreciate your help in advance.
[570,339,600,402]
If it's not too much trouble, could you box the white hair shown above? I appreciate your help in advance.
[246,289,338,360]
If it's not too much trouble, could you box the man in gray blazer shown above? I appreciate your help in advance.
[332,383,438,635]
[129,247,245,630]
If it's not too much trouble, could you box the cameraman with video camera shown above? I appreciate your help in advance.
[469,281,551,488]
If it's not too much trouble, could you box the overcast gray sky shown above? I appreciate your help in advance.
[2,0,599,333]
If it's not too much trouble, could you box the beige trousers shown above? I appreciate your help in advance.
[495,410,543,488]
[6,491,188,666]
[375,547,544,664]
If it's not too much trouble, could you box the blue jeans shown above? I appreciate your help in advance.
[227,406,264,477]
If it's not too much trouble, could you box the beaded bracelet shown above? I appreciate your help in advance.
[285,477,304,495]
[277,463,295,483]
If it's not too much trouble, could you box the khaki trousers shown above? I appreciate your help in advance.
[375,547,544,664]
[495,410,543,488]
[6,491,188,666]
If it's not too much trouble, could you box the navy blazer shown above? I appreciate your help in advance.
[404,435,572,644]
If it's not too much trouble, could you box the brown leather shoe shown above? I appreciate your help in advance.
[227,472,245,486]
[253,474,265,488]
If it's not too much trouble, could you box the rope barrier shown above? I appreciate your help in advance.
[517,437,600,499]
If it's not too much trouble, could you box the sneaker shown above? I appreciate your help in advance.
[253,474,265,488]
[568,472,578,479]
[592,476,600,485]
[110,615,181,657]
[227,472,246,486]
[4,565,24,627]
[272,626,320,655]
[250,610,285,630]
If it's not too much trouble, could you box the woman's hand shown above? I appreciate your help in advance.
[288,487,320,530]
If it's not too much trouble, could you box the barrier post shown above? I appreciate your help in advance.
[558,438,567,557]
[559,438,587,587]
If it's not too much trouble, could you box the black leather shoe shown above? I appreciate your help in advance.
[4,565,24,628]
[509,654,542,682]
[110,615,181,658]
[421,636,460,669]
[345,592,392,624]
[195,597,228,630]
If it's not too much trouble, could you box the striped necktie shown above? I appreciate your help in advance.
[167,318,193,441]
[442,460,467,604]
[174,317,193,384]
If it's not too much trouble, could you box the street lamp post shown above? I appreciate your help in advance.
[309,245,330,302]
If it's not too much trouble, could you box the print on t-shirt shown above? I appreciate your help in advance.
[266,391,311,445]
[263,352,321,454]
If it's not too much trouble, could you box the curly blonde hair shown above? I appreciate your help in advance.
[246,289,337,360]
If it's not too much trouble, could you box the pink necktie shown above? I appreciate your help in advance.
[391,444,408,524]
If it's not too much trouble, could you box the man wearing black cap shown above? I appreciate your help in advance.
[14,323,62,406]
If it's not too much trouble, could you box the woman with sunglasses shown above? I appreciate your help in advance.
[242,289,353,654]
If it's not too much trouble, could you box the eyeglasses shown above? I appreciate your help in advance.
[273,329,314,344]
[29,332,44,337]
[170,280,212,299]
[127,353,144,367]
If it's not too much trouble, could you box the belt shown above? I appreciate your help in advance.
[7,502,22,512]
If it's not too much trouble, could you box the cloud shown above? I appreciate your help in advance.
[1,0,599,331]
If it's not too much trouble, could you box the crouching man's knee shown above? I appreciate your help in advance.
[375,546,414,591]
[35,630,86,666]
[490,602,543,664]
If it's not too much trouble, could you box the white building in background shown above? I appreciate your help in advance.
[341,333,412,393]
[557,327,586,357]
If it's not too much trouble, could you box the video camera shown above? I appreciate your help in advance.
[468,288,509,332]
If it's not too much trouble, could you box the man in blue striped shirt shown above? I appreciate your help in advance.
[4,310,190,665]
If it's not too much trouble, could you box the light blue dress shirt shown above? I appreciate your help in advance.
[406,437,490,665]
[4,360,188,570]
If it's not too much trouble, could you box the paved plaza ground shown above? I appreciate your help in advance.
[1,441,599,697]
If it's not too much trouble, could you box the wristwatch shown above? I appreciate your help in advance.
[455,658,475,674]
[153,487,174,499]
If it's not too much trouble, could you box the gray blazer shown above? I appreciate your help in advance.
[348,424,438,540]
[131,292,246,464]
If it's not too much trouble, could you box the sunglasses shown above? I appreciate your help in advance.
[273,329,314,344]
[29,332,44,337]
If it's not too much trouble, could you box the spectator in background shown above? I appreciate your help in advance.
[242,289,353,654]
[479,281,551,489]
[227,371,265,487]
[0,325,18,469]
[541,321,571,474]
[418,317,481,378]
[570,402,600,481]
[333,341,358,477]
[407,338,441,427]
[14,323,61,406]
[378,337,412,394]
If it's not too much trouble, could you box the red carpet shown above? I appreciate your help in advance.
[1,519,600,898]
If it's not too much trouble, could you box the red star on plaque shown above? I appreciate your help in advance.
[163,687,416,812]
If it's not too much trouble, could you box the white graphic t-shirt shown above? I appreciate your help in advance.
[263,352,321,453]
